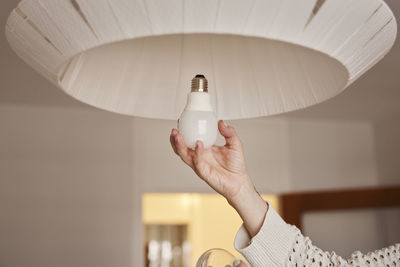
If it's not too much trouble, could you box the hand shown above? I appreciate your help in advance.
[208,259,248,267]
[170,120,254,202]
[170,121,268,237]
[232,259,248,267]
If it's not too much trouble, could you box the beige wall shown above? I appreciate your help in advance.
[0,104,399,266]
[287,119,378,191]
[374,117,400,186]
[0,106,135,267]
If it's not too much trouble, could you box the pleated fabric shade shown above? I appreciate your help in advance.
[5,0,397,120]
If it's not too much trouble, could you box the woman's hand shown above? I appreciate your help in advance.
[233,259,248,267]
[170,120,253,202]
[170,120,268,237]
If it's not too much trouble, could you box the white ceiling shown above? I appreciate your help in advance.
[1,0,399,122]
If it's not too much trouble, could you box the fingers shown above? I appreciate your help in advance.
[233,260,248,267]
[170,129,208,172]
[170,129,178,154]
[170,129,194,168]
[224,260,247,267]
[195,140,204,155]
[204,260,246,267]
[175,134,194,168]
[193,140,205,170]
[218,120,242,149]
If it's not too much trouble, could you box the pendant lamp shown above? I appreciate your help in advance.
[5,0,397,120]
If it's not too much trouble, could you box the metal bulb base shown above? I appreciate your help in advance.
[191,74,208,93]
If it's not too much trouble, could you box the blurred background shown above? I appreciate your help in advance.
[1,0,400,266]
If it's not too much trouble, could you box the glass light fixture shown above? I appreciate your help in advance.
[178,75,218,149]
[196,248,238,267]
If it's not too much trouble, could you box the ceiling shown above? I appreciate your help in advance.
[1,0,399,122]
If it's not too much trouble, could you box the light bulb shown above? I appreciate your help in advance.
[178,74,218,149]
[196,248,237,267]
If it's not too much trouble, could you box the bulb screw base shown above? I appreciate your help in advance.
[191,74,208,93]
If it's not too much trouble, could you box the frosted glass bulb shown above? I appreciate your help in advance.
[196,248,237,267]
[178,75,218,149]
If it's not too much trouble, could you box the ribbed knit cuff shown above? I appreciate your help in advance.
[234,204,296,267]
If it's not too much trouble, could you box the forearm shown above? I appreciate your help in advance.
[228,182,268,237]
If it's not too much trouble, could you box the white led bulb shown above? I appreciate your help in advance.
[178,75,218,149]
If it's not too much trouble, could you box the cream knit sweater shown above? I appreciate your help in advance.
[234,205,400,267]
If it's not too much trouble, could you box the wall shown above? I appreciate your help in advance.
[0,105,135,267]
[287,119,378,191]
[0,104,399,266]
[374,117,400,186]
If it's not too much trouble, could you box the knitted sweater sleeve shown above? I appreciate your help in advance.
[234,204,400,267]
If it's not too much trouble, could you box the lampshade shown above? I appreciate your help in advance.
[5,0,397,120]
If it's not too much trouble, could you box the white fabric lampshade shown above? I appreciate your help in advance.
[5,0,397,120]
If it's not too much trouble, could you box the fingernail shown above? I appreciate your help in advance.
[223,120,228,127]
[233,260,241,267]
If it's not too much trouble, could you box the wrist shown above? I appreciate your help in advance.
[227,181,258,209]
[227,182,268,237]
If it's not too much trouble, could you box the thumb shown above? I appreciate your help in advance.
[218,120,242,149]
